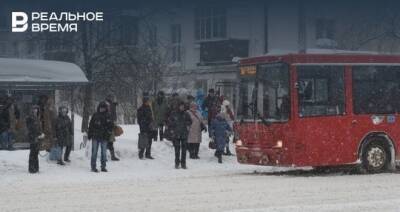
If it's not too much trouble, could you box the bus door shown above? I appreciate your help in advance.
[294,65,353,166]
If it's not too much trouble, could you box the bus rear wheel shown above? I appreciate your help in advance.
[361,139,390,173]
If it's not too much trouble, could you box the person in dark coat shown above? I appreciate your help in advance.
[210,113,232,164]
[152,91,168,141]
[105,94,120,161]
[0,96,20,150]
[88,102,114,172]
[202,89,220,137]
[137,96,155,159]
[167,93,180,119]
[168,101,192,169]
[26,105,44,174]
[55,106,73,165]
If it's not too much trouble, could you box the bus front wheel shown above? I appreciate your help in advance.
[361,138,391,173]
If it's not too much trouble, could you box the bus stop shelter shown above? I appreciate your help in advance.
[0,58,88,149]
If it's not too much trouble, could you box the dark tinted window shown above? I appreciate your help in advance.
[353,66,400,114]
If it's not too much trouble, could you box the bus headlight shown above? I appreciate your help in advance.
[274,140,283,148]
[236,140,243,147]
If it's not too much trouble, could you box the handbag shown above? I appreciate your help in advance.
[114,125,124,137]
[208,140,216,150]
[190,111,207,132]
[138,132,149,149]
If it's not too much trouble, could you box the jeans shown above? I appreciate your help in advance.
[139,136,152,158]
[0,131,14,149]
[29,143,40,173]
[173,138,187,166]
[91,139,107,169]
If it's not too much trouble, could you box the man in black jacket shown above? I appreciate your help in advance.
[137,96,155,159]
[88,102,114,172]
[168,101,192,169]
[26,105,44,174]
[105,94,119,161]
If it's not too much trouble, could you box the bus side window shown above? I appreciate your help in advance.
[297,66,345,117]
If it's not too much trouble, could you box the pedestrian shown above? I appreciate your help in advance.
[195,90,206,119]
[38,95,56,151]
[152,91,168,141]
[167,92,180,118]
[26,105,44,173]
[105,94,120,161]
[187,102,206,159]
[168,101,192,169]
[210,113,232,164]
[88,102,114,172]
[185,94,195,110]
[55,106,73,165]
[220,99,235,155]
[137,96,155,159]
[0,95,20,150]
[202,89,220,137]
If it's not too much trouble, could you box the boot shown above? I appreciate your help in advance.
[175,163,180,169]
[57,160,65,166]
[181,163,187,169]
[146,155,154,159]
[110,149,120,161]
[225,149,233,156]
[218,156,222,164]
[91,168,99,173]
[101,167,108,172]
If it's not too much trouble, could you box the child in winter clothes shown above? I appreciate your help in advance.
[210,113,232,163]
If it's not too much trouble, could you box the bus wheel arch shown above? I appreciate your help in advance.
[358,133,396,173]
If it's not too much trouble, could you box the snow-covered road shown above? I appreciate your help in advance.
[0,124,400,212]
[1,167,400,212]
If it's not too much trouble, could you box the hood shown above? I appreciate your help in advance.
[196,90,204,99]
[97,101,109,113]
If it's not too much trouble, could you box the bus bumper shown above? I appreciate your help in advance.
[236,146,290,166]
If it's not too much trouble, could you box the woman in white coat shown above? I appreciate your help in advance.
[187,102,206,159]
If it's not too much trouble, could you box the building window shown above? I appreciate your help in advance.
[0,15,7,30]
[316,18,335,40]
[149,26,157,47]
[0,42,7,55]
[105,16,138,46]
[195,7,227,40]
[171,24,181,63]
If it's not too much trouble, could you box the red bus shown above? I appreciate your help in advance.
[234,53,400,173]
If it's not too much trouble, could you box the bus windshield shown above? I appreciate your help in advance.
[238,63,290,122]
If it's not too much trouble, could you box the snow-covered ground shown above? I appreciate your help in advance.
[0,116,400,212]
